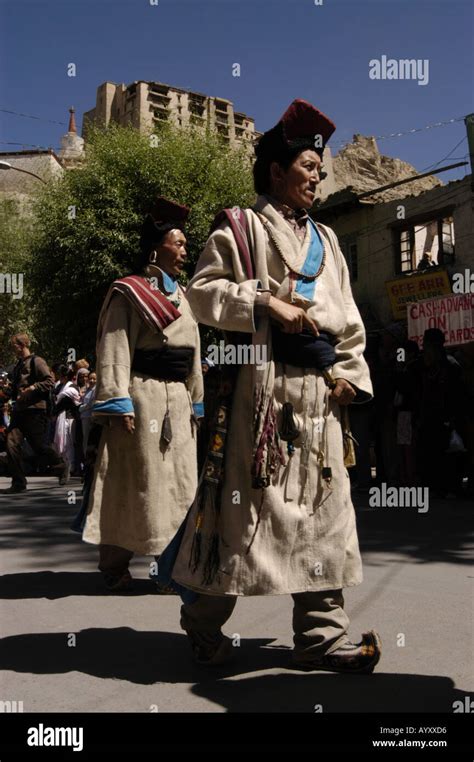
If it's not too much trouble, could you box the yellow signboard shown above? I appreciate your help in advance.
[386,268,452,320]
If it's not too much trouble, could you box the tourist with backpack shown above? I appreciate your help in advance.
[5,334,69,493]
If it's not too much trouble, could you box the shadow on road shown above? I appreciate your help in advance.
[354,496,473,567]
[0,628,283,685]
[0,571,157,598]
[1,482,472,570]
[0,627,471,712]
[191,672,473,713]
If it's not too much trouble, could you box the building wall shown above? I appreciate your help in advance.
[83,80,257,148]
[0,152,63,204]
[317,177,474,328]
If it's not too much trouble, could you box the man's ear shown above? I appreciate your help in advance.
[269,160,284,187]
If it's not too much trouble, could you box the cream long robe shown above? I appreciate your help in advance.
[172,195,373,596]
[82,284,203,555]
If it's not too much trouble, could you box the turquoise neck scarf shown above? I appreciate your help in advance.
[294,219,323,301]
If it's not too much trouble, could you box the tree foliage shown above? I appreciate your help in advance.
[28,123,255,363]
[0,197,35,366]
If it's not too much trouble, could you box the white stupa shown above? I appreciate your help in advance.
[59,107,85,166]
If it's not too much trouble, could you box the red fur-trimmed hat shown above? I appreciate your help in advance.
[255,99,336,160]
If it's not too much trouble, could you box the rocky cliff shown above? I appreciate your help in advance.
[331,134,442,202]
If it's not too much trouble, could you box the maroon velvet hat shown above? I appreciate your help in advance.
[140,197,190,256]
[148,196,190,225]
[255,99,336,159]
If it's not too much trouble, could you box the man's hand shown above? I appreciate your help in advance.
[16,385,35,403]
[122,415,135,434]
[330,378,356,406]
[268,296,319,335]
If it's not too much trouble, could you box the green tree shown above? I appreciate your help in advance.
[0,197,35,366]
[29,123,255,363]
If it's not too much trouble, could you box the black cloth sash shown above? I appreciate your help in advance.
[132,347,194,382]
[271,326,337,370]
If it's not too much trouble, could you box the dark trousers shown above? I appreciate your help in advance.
[417,422,450,495]
[98,544,134,576]
[180,589,350,658]
[6,410,63,487]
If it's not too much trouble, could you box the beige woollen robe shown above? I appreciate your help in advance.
[82,283,203,555]
[172,195,373,596]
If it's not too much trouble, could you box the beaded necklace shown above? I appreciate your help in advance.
[256,212,326,281]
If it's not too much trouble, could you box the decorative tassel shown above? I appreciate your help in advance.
[246,489,265,555]
[202,533,220,586]
[189,482,215,573]
[160,410,172,447]
[189,511,203,573]
[252,395,285,488]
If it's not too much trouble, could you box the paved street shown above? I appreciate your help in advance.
[0,476,472,713]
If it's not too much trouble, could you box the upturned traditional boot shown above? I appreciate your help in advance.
[185,629,234,666]
[103,570,134,593]
[291,630,382,674]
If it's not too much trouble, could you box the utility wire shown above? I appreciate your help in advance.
[0,107,67,126]
[420,137,468,173]
[333,115,466,147]
[0,140,53,149]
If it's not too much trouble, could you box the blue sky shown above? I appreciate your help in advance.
[0,0,472,182]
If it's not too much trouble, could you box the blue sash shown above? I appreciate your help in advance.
[294,220,323,301]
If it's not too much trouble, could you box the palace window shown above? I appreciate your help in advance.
[396,214,455,274]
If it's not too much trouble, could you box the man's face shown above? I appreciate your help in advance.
[11,341,23,358]
[423,342,442,367]
[154,229,188,277]
[271,149,322,210]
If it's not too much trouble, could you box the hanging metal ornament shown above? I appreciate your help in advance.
[279,402,300,457]
[160,384,173,448]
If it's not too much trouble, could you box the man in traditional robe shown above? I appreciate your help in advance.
[170,100,381,673]
[82,198,204,592]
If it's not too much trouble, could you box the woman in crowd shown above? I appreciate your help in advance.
[53,365,81,485]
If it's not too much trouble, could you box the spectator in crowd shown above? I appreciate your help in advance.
[79,370,96,455]
[73,368,90,473]
[394,340,420,487]
[373,329,401,486]
[53,365,81,485]
[416,329,465,498]
[457,341,474,497]
[76,368,90,393]
[5,334,68,493]
[0,371,11,453]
